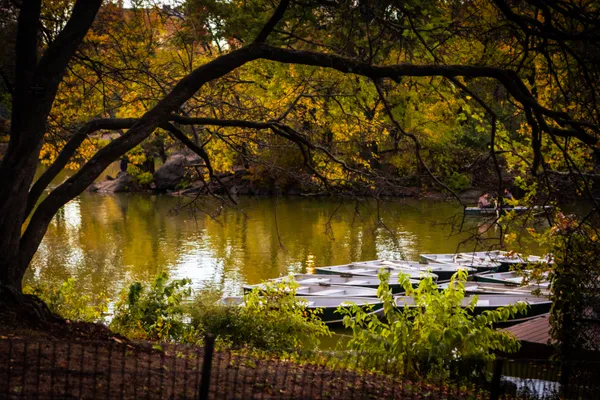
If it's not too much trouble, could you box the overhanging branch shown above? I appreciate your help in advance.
[26,118,138,217]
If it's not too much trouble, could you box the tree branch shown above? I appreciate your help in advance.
[254,44,598,147]
[19,45,260,270]
[35,0,103,84]
[26,118,139,217]
[254,0,291,43]
[161,122,238,205]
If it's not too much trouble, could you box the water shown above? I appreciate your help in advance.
[25,189,540,299]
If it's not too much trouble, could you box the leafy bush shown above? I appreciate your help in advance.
[127,164,153,186]
[23,278,108,323]
[189,279,331,352]
[110,272,195,342]
[339,270,525,378]
[445,171,471,192]
[525,212,600,358]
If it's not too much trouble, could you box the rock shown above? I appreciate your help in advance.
[153,152,202,191]
[88,172,136,193]
[153,153,186,190]
[176,181,206,196]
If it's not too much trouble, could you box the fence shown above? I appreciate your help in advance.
[0,337,599,399]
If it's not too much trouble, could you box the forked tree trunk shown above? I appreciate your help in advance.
[0,151,40,289]
[0,0,102,292]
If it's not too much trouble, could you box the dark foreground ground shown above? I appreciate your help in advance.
[3,303,597,399]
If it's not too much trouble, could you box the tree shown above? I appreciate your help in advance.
[0,0,598,321]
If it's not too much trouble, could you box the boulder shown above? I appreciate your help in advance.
[153,152,202,191]
[88,172,135,193]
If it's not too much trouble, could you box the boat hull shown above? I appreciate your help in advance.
[351,260,475,281]
[315,265,438,281]
[261,274,418,294]
[394,295,551,321]
[464,206,553,216]
[242,283,379,297]
[220,296,384,326]
[437,282,550,296]
[472,273,522,285]
[316,302,384,325]
[419,254,500,273]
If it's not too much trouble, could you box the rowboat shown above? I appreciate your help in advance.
[220,296,384,325]
[262,274,418,294]
[464,206,553,216]
[351,260,476,281]
[491,253,552,271]
[437,281,550,297]
[394,294,552,319]
[473,271,550,287]
[420,251,550,273]
[243,282,379,297]
[315,264,438,281]
[420,252,502,272]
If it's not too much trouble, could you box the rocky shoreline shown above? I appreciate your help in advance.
[88,150,493,202]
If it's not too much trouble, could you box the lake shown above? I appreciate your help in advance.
[25,190,544,300]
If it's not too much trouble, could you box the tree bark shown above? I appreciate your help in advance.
[0,0,102,289]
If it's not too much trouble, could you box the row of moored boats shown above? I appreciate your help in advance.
[221,250,552,326]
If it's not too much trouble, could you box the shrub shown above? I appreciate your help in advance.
[23,278,108,323]
[445,171,471,192]
[110,272,195,342]
[127,164,153,186]
[339,270,525,378]
[189,279,331,352]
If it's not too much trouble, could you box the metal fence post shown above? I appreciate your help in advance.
[490,357,504,400]
[198,334,215,400]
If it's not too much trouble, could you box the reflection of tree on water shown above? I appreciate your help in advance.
[27,195,544,299]
[113,192,129,221]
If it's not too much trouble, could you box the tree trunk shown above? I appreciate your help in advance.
[0,0,102,292]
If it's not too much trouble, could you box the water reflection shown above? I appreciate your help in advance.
[27,194,526,299]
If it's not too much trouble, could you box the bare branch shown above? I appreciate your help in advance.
[254,0,291,43]
[161,122,238,205]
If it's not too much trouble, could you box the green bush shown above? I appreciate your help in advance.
[189,279,331,352]
[23,278,108,323]
[127,164,153,186]
[110,272,195,342]
[339,270,525,378]
[445,171,471,192]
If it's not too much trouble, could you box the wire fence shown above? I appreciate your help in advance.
[1,337,599,399]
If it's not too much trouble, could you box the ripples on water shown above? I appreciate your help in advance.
[27,190,548,300]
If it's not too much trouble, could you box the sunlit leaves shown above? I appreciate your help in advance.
[338,270,524,377]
